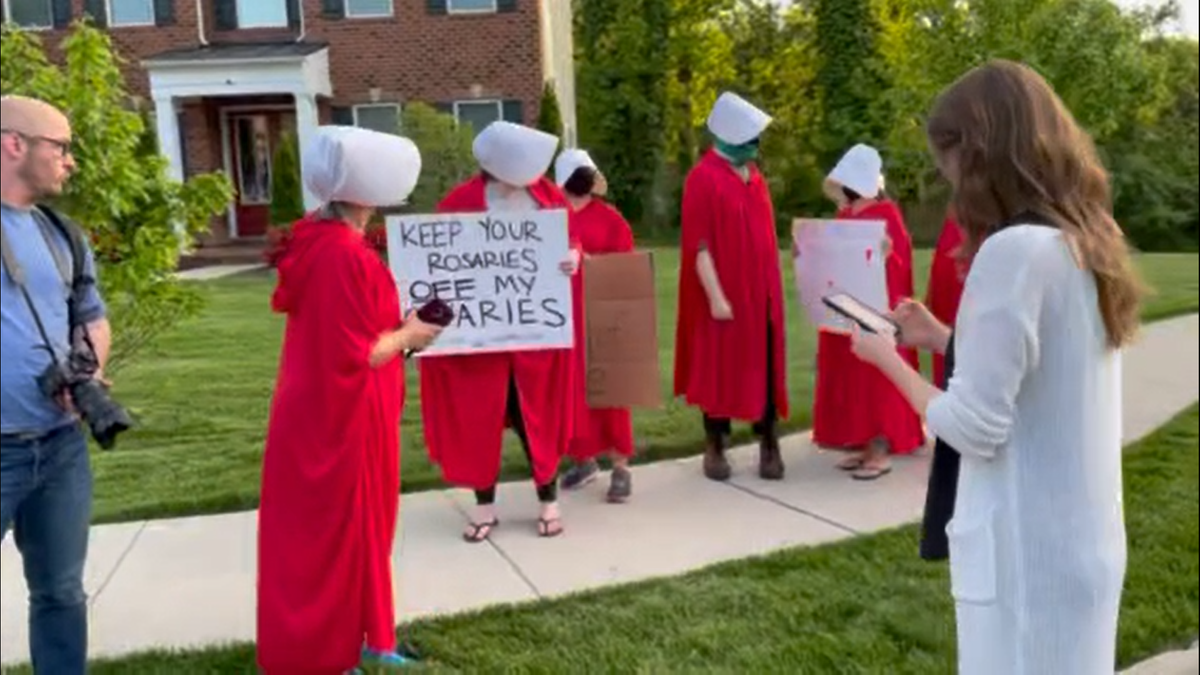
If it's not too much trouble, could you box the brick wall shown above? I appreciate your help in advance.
[17,0,551,244]
[31,0,547,122]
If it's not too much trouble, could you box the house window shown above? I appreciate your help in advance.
[453,100,502,133]
[4,0,53,29]
[347,0,392,18]
[236,0,287,28]
[448,0,496,13]
[109,0,154,26]
[353,104,400,135]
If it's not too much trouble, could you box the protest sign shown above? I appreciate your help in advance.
[792,218,890,332]
[385,209,574,356]
[583,251,662,409]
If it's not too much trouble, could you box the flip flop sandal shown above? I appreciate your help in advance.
[462,519,499,544]
[537,517,564,538]
[852,465,893,481]
[837,456,867,471]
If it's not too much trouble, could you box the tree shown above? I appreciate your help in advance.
[1,21,234,373]
[575,0,672,232]
[398,102,476,213]
[269,132,304,227]
[813,0,894,167]
[536,81,563,138]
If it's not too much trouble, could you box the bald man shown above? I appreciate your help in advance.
[1,95,112,673]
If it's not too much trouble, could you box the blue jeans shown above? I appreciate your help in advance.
[0,424,92,675]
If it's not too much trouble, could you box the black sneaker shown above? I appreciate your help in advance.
[607,467,633,503]
[560,459,600,490]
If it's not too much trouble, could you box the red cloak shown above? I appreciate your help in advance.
[927,215,967,386]
[257,217,403,674]
[811,200,925,454]
[673,150,790,422]
[419,175,579,489]
[567,198,637,460]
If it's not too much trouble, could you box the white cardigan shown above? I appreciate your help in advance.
[926,225,1126,675]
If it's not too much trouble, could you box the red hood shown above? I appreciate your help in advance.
[270,216,364,315]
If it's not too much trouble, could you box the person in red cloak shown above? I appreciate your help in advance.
[552,148,638,502]
[419,121,581,543]
[926,211,967,385]
[674,91,790,482]
[811,144,925,480]
[257,126,444,674]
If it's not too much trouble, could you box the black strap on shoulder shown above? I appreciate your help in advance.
[30,204,94,329]
[32,205,89,288]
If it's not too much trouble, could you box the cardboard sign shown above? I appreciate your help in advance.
[385,210,574,356]
[583,251,662,409]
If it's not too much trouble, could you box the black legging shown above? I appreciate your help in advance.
[703,319,778,441]
[474,375,558,506]
[920,334,960,561]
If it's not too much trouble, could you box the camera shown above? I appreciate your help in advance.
[37,347,133,450]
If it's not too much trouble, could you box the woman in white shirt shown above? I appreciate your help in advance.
[850,59,1145,674]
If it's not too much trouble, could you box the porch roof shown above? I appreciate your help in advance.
[142,41,333,100]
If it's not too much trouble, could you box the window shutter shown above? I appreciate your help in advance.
[154,0,176,26]
[287,0,302,29]
[52,0,72,28]
[83,0,107,27]
[331,107,355,126]
[214,0,238,30]
[323,0,346,20]
[502,100,524,124]
[497,0,518,13]
[427,0,448,15]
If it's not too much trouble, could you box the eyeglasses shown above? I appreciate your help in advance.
[0,128,73,157]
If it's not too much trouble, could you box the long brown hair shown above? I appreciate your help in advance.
[926,59,1144,349]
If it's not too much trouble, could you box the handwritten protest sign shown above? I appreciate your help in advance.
[385,209,574,356]
[792,218,890,332]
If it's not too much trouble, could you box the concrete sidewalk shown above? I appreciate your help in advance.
[2,315,1197,666]
[1124,643,1199,675]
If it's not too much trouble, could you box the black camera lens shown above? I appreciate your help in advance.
[69,379,133,450]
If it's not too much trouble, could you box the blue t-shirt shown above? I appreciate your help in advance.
[1,203,107,435]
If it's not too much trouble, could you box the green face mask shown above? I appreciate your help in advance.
[715,138,760,167]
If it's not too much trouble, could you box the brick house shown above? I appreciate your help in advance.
[2,0,577,242]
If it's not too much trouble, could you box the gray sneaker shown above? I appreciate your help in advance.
[606,467,633,503]
[560,459,600,490]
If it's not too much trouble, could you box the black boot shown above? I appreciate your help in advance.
[758,433,784,480]
[703,432,732,482]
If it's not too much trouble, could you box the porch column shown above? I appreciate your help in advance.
[294,93,321,210]
[153,96,184,183]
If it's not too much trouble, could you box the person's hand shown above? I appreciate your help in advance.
[559,249,582,276]
[710,297,734,321]
[891,299,949,351]
[849,324,899,368]
[398,313,443,352]
[55,390,78,417]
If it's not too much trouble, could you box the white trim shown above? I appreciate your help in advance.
[107,0,155,28]
[346,0,393,19]
[447,0,497,15]
[3,0,54,30]
[452,98,503,127]
[351,102,401,132]
[144,48,332,100]
[219,104,297,240]
[145,56,310,68]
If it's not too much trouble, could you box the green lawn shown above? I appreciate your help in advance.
[89,250,1199,524]
[13,405,1196,674]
